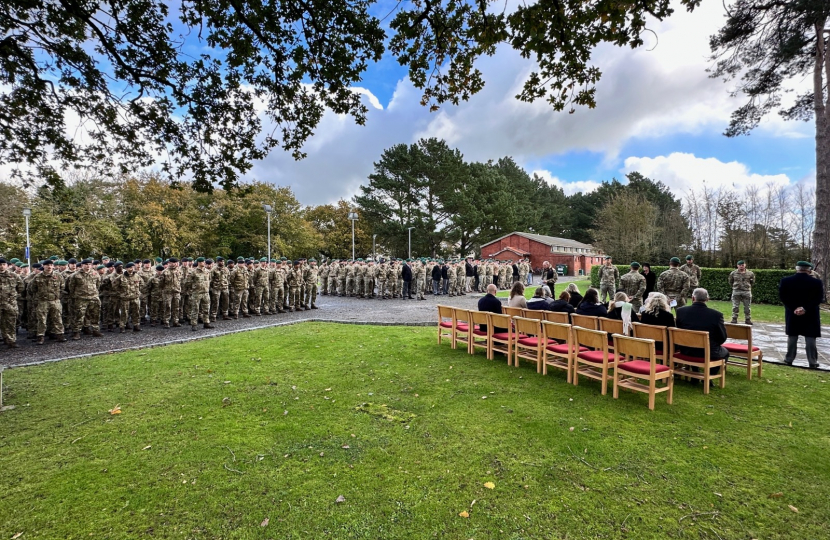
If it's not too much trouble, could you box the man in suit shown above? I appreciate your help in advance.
[511,260,520,284]
[676,288,728,375]
[779,261,824,368]
[431,262,441,295]
[441,261,450,295]
[465,258,474,293]
[402,259,413,299]
[477,284,505,334]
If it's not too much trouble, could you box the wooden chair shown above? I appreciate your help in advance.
[489,313,522,365]
[668,328,726,394]
[541,321,587,383]
[571,313,599,330]
[612,335,674,410]
[522,309,547,321]
[599,317,626,352]
[544,311,570,324]
[452,308,474,354]
[572,327,619,395]
[514,317,544,373]
[469,311,492,358]
[437,305,454,346]
[502,306,524,318]
[632,322,671,365]
[724,323,763,380]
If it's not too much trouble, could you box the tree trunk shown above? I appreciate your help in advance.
[812,20,830,286]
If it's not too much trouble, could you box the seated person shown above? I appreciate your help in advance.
[575,288,608,317]
[566,283,583,308]
[549,291,575,314]
[640,293,675,327]
[478,283,506,333]
[605,291,632,321]
[526,287,554,311]
[508,282,528,309]
[676,288,728,375]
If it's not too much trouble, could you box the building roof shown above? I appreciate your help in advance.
[488,247,530,257]
[481,232,600,252]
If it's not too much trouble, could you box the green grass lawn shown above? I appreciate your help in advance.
[498,280,829,324]
[1,323,829,539]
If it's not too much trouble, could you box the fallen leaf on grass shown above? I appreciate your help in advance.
[341,445,350,449]
[143,445,152,450]
[458,511,469,518]
[260,517,269,527]
[12,533,23,539]
[569,427,574,432]
[109,405,122,415]
[336,495,346,503]
[483,482,495,490]
[325,388,332,391]
[768,492,783,499]
[788,421,793,428]
[788,505,799,513]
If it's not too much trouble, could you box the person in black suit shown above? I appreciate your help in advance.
[441,262,450,295]
[431,263,441,295]
[465,258,474,292]
[512,261,520,284]
[642,263,656,299]
[779,261,824,368]
[478,284,506,333]
[402,259,413,299]
[675,288,727,375]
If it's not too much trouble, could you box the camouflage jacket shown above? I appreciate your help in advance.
[656,268,690,298]
[680,263,701,287]
[68,269,100,299]
[599,265,620,285]
[728,270,754,292]
[31,271,64,302]
[620,271,646,301]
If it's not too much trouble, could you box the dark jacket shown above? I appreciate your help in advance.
[568,292,583,309]
[542,268,557,282]
[477,293,505,333]
[402,264,412,282]
[431,265,441,281]
[465,262,474,277]
[441,265,449,280]
[644,270,656,299]
[675,302,728,359]
[576,303,608,317]
[549,299,575,314]
[527,297,554,311]
[640,310,675,327]
[779,272,823,337]
[512,264,519,278]
[605,308,624,321]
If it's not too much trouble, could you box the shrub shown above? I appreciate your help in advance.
[590,265,793,305]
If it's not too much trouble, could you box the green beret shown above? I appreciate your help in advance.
[56,260,67,266]
[670,257,681,264]
[96,264,105,270]
[10,258,19,263]
[796,261,814,268]
[196,256,205,263]
[259,257,267,262]
[20,263,29,268]
[270,258,276,262]
[603,256,611,260]
[736,260,745,266]
[686,255,693,260]
[155,257,162,263]
[237,256,244,261]
[309,257,316,262]
[280,256,287,261]
[630,262,640,268]
[49,255,58,261]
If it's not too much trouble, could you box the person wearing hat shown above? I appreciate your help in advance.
[113,262,143,333]
[159,257,182,328]
[680,255,701,302]
[183,257,213,330]
[138,259,154,323]
[319,259,330,297]
[599,256,620,303]
[249,257,269,316]
[228,259,251,319]
[267,259,285,314]
[210,257,231,321]
[728,260,755,325]
[620,262,646,312]
[145,264,165,326]
[67,258,104,340]
[303,258,320,309]
[29,259,66,344]
[656,257,691,309]
[0,257,25,348]
[779,262,824,368]
[99,261,115,331]
[285,260,303,311]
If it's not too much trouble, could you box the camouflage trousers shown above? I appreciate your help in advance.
[74,297,101,332]
[731,292,751,322]
[270,284,285,312]
[149,293,163,322]
[36,300,64,337]
[599,283,615,304]
[251,285,267,314]
[0,302,18,344]
[120,298,141,329]
[376,279,387,298]
[345,277,355,296]
[288,286,302,309]
[163,292,181,324]
[304,283,318,307]
[190,292,210,325]
[363,277,374,298]
[230,289,248,317]
[210,288,229,320]
[320,277,328,294]
[415,278,425,299]
[388,279,398,298]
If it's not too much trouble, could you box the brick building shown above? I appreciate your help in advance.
[480,232,604,277]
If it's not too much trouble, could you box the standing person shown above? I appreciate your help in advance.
[414,259,427,300]
[147,264,165,325]
[160,258,182,328]
[185,257,212,330]
[287,260,303,311]
[728,260,755,325]
[779,261,824,369]
[511,260,520,284]
[304,258,319,309]
[402,259,413,299]
[0,257,24,348]
[657,257,690,308]
[440,261,449,296]
[68,258,103,340]
[676,288,728,377]
[115,262,143,333]
[598,256,620,303]
[680,255,701,302]
[642,263,656,299]
[30,260,65,344]
[465,258,474,293]
[620,262,646,312]
[229,259,249,318]
[541,261,558,294]
[210,257,231,321]
[431,261,441,295]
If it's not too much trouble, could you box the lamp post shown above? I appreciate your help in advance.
[407,227,415,259]
[263,204,272,260]
[348,211,358,260]
[372,234,377,261]
[22,208,31,268]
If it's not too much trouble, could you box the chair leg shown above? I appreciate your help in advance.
[667,375,674,405]
[648,378,656,411]
[757,352,763,378]
[612,369,620,399]
[703,366,710,395]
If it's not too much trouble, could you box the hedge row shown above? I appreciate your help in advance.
[589,265,793,305]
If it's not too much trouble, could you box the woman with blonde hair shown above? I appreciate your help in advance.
[606,291,634,333]
[640,292,675,327]
[566,282,583,308]
[508,281,528,309]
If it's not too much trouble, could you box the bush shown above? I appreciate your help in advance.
[590,265,792,305]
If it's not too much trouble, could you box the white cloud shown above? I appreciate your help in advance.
[533,169,601,196]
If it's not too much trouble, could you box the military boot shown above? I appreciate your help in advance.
[72,332,81,341]
[204,322,215,329]
[133,325,141,332]
[55,334,66,342]
[92,330,104,337]
[311,304,318,309]
[745,319,753,326]
[36,336,45,345]
[192,324,198,331]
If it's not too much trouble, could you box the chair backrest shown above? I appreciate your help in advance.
[599,317,625,336]
[453,308,471,327]
[438,305,454,323]
[489,313,513,334]
[571,313,599,330]
[544,311,570,324]
[503,306,524,318]
[541,321,571,343]
[724,322,752,342]
[470,310,491,334]
[514,317,541,338]
[668,327,709,353]
[613,334,656,361]
[572,326,608,350]
[523,309,547,321]
[632,322,669,348]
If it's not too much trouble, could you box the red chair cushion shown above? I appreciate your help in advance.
[672,352,705,363]
[618,360,670,375]
[455,323,470,332]
[723,343,760,353]
[546,343,588,354]
[576,350,619,364]
[654,349,664,356]
[439,321,453,329]
[492,332,526,341]
[472,329,488,336]
[517,337,541,347]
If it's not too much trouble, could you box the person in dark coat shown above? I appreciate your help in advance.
[566,283,583,309]
[512,261,520,284]
[465,259,474,293]
[527,287,555,311]
[575,288,607,317]
[676,288,727,375]
[441,262,450,295]
[640,293,676,327]
[642,263,656,299]
[549,291,575,314]
[478,284,506,333]
[431,263,442,295]
[402,260,413,299]
[779,261,824,368]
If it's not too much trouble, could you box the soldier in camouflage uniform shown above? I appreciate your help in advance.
[184,257,213,330]
[728,260,755,325]
[30,260,66,344]
[0,257,24,348]
[114,262,143,332]
[386,260,398,299]
[620,262,646,312]
[328,261,339,296]
[250,258,269,315]
[287,260,303,311]
[680,255,701,301]
[344,261,355,297]
[160,258,183,328]
[138,259,154,322]
[268,259,286,313]
[210,257,231,321]
[363,260,375,299]
[413,259,426,300]
[229,259,251,318]
[303,258,319,309]
[656,257,690,308]
[146,264,164,326]
[598,257,620,303]
[376,260,388,299]
[68,258,103,339]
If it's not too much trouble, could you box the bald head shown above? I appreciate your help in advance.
[487,284,498,295]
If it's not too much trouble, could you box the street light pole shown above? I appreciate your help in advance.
[407,227,415,259]
[348,211,359,260]
[373,234,377,261]
[263,204,272,260]
[22,208,31,268]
